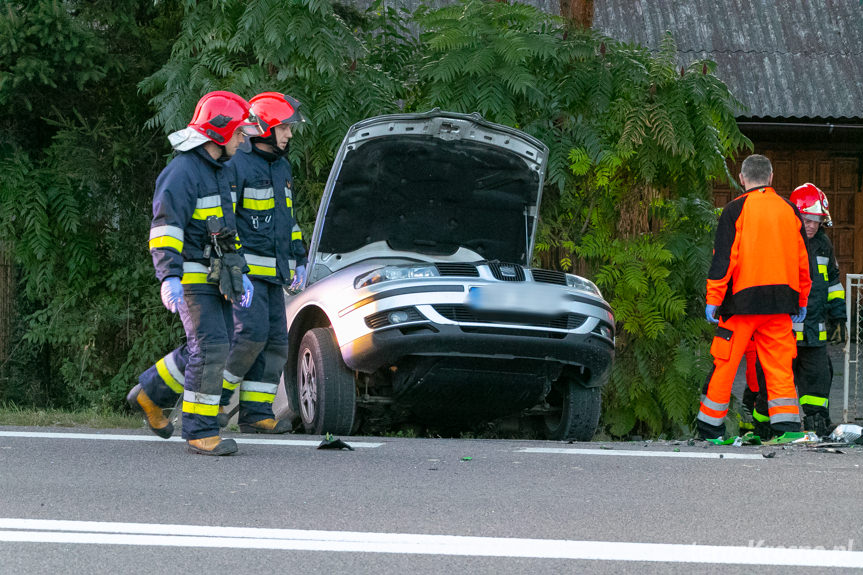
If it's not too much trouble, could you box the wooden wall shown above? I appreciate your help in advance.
[713,150,863,285]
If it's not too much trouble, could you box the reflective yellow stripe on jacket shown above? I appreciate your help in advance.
[149,225,184,253]
[192,195,224,220]
[245,254,277,277]
[242,187,275,211]
[181,262,210,285]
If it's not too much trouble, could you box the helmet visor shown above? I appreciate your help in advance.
[239,111,265,137]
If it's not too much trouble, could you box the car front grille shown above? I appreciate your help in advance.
[435,262,480,277]
[365,307,425,329]
[488,262,525,282]
[531,269,567,285]
[432,304,586,330]
[458,326,568,339]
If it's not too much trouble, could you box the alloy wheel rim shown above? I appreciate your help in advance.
[299,348,317,422]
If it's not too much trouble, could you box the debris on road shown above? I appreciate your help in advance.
[829,424,863,444]
[766,432,819,445]
[317,433,354,451]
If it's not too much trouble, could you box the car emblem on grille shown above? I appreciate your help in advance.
[500,265,517,278]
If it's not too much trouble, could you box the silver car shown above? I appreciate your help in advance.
[275,110,615,441]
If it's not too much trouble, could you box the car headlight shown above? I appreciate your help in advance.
[565,273,602,298]
[354,264,441,288]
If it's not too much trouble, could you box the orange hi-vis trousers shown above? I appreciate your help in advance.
[698,314,800,435]
[744,339,760,393]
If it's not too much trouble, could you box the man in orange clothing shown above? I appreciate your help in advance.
[699,154,811,440]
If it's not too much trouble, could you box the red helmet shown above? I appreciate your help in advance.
[188,91,263,145]
[791,183,832,226]
[249,92,305,138]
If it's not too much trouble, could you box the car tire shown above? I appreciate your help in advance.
[543,381,601,441]
[297,327,356,435]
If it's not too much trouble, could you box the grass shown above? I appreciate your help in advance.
[0,404,141,429]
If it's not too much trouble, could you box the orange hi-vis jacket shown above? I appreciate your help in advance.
[706,186,812,317]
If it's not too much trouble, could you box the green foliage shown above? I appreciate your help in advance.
[0,1,183,408]
[140,0,401,181]
[414,3,749,436]
[414,0,559,125]
[1,0,751,436]
[0,0,109,111]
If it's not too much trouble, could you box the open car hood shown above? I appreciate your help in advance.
[310,110,549,272]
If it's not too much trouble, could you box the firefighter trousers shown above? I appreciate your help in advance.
[221,279,290,424]
[698,314,801,439]
[743,344,832,429]
[137,286,233,440]
[139,281,289,427]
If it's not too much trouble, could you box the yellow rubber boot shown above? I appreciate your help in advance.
[126,384,173,439]
[239,418,292,434]
[186,436,238,456]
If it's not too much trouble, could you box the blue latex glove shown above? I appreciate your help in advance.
[289,264,306,293]
[160,277,184,313]
[240,274,254,308]
[705,304,719,324]
[791,306,807,323]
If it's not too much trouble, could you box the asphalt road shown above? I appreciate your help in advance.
[1,426,863,574]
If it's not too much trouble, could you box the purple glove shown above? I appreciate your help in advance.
[160,277,184,313]
[705,304,719,324]
[791,306,807,324]
[240,274,254,308]
[289,264,306,293]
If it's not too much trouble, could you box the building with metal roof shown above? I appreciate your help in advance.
[592,0,863,120]
[588,0,863,276]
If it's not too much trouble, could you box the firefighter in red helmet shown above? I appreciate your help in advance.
[744,183,844,437]
[127,91,262,455]
[134,92,308,436]
[214,91,308,432]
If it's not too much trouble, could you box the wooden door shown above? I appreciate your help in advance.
[713,150,862,285]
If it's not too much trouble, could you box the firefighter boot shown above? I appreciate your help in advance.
[127,384,174,439]
[239,419,293,434]
[753,421,774,441]
[186,436,238,456]
[804,412,831,437]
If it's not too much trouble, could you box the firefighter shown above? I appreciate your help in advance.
[127,91,261,455]
[699,154,812,440]
[217,91,308,433]
[744,183,844,437]
[134,93,307,436]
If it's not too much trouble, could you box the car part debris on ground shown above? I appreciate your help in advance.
[317,433,354,450]
[829,424,863,444]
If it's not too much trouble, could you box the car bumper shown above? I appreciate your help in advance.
[340,322,614,385]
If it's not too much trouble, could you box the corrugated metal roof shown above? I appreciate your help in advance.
[592,0,863,119]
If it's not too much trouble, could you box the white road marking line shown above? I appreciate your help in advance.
[0,519,859,567]
[517,447,763,459]
[0,431,382,448]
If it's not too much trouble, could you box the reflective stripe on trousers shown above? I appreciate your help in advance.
[177,287,233,440]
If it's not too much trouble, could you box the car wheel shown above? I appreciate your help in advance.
[543,380,601,441]
[297,327,356,435]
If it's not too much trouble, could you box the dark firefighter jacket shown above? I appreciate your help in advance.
[794,228,845,346]
[706,186,812,318]
[148,146,242,289]
[228,146,307,285]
